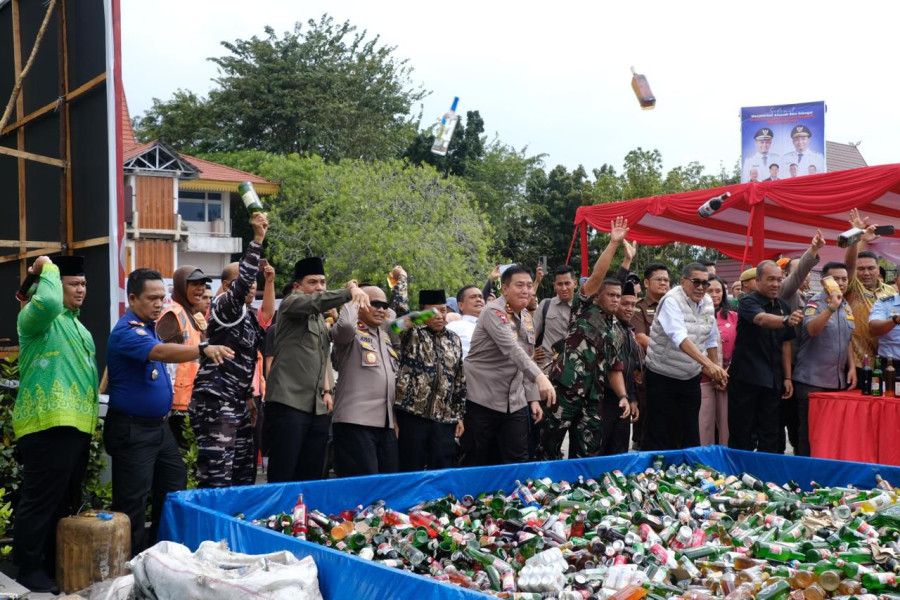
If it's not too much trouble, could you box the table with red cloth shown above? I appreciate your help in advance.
[809,390,900,465]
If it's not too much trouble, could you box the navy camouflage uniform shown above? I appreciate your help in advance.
[190,241,268,487]
[541,291,625,459]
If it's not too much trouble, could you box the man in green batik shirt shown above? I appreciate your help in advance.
[13,255,98,594]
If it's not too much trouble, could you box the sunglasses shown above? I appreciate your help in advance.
[370,300,390,310]
[686,278,711,289]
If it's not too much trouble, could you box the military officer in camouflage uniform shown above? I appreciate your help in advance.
[190,212,275,487]
[541,218,632,459]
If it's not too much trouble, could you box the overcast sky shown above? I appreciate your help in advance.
[122,1,898,176]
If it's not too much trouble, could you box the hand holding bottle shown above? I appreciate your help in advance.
[251,212,269,243]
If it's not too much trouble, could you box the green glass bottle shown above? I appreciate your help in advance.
[752,541,805,562]
[873,356,884,396]
[862,572,900,590]
[755,579,790,600]
[238,181,264,213]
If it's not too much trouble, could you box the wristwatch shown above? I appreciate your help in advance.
[320,388,333,397]
[618,395,629,402]
[892,315,900,326]
[782,315,791,327]
[198,341,209,359]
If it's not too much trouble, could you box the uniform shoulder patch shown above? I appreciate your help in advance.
[804,305,818,317]
[494,309,508,324]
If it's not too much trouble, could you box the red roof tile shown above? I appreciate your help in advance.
[180,153,274,185]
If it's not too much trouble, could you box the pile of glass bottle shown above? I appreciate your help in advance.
[242,459,900,599]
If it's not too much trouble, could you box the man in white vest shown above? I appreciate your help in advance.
[644,263,728,450]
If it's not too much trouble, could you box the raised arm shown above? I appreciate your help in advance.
[779,230,823,300]
[582,217,628,298]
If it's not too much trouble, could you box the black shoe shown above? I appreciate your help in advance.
[17,568,60,594]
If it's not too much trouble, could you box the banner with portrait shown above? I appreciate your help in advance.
[740,101,826,183]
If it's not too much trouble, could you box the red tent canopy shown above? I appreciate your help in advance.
[573,164,900,276]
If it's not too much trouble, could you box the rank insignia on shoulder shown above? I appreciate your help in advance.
[128,320,144,327]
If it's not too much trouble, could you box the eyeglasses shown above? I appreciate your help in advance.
[370,301,390,310]
[686,278,711,289]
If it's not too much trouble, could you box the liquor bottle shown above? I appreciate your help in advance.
[396,538,427,567]
[861,571,899,590]
[291,494,308,540]
[862,354,872,396]
[873,357,884,396]
[430,97,459,156]
[630,67,656,110]
[886,359,896,398]
[698,192,731,219]
[837,227,866,248]
[390,309,440,334]
[237,181,264,214]
[755,579,790,600]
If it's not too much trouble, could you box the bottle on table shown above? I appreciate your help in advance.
[238,181,264,213]
[886,358,896,398]
[873,357,884,396]
[861,354,872,396]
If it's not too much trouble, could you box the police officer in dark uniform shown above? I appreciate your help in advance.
[105,268,233,554]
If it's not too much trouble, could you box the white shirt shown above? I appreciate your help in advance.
[655,292,718,350]
[781,149,825,177]
[446,314,478,358]
[742,151,781,182]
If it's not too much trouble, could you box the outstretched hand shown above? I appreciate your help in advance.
[609,217,629,244]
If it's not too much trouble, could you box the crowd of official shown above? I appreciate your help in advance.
[9,208,900,592]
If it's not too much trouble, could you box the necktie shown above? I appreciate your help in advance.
[798,153,803,163]
[763,156,768,167]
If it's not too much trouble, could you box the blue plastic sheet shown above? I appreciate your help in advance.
[159,446,900,600]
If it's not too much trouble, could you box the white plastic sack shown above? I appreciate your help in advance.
[128,540,323,600]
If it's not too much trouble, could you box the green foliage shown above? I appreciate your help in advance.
[135,15,428,160]
[0,356,22,508]
[82,420,112,510]
[181,414,199,490]
[0,487,11,558]
[258,155,491,297]
[404,110,486,178]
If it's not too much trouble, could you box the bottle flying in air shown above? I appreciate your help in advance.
[698,192,731,218]
[430,97,460,156]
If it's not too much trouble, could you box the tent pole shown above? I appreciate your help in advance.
[564,224,578,266]
[580,223,589,278]
[751,201,767,266]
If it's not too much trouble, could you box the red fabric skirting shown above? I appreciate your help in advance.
[809,390,899,465]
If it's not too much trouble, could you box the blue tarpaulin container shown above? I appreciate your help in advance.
[159,446,900,600]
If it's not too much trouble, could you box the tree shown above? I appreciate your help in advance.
[247,155,492,296]
[134,15,428,160]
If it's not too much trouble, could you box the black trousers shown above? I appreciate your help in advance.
[104,411,187,555]
[728,381,782,454]
[644,369,701,451]
[778,395,799,453]
[794,381,836,457]
[599,396,631,456]
[264,402,330,482]
[332,422,399,477]
[13,427,90,575]
[461,401,530,466]
[395,410,457,472]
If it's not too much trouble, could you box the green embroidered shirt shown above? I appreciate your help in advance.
[14,264,99,439]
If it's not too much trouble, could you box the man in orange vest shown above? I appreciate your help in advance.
[157,265,211,448]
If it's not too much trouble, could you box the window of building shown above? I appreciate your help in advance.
[178,191,223,222]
